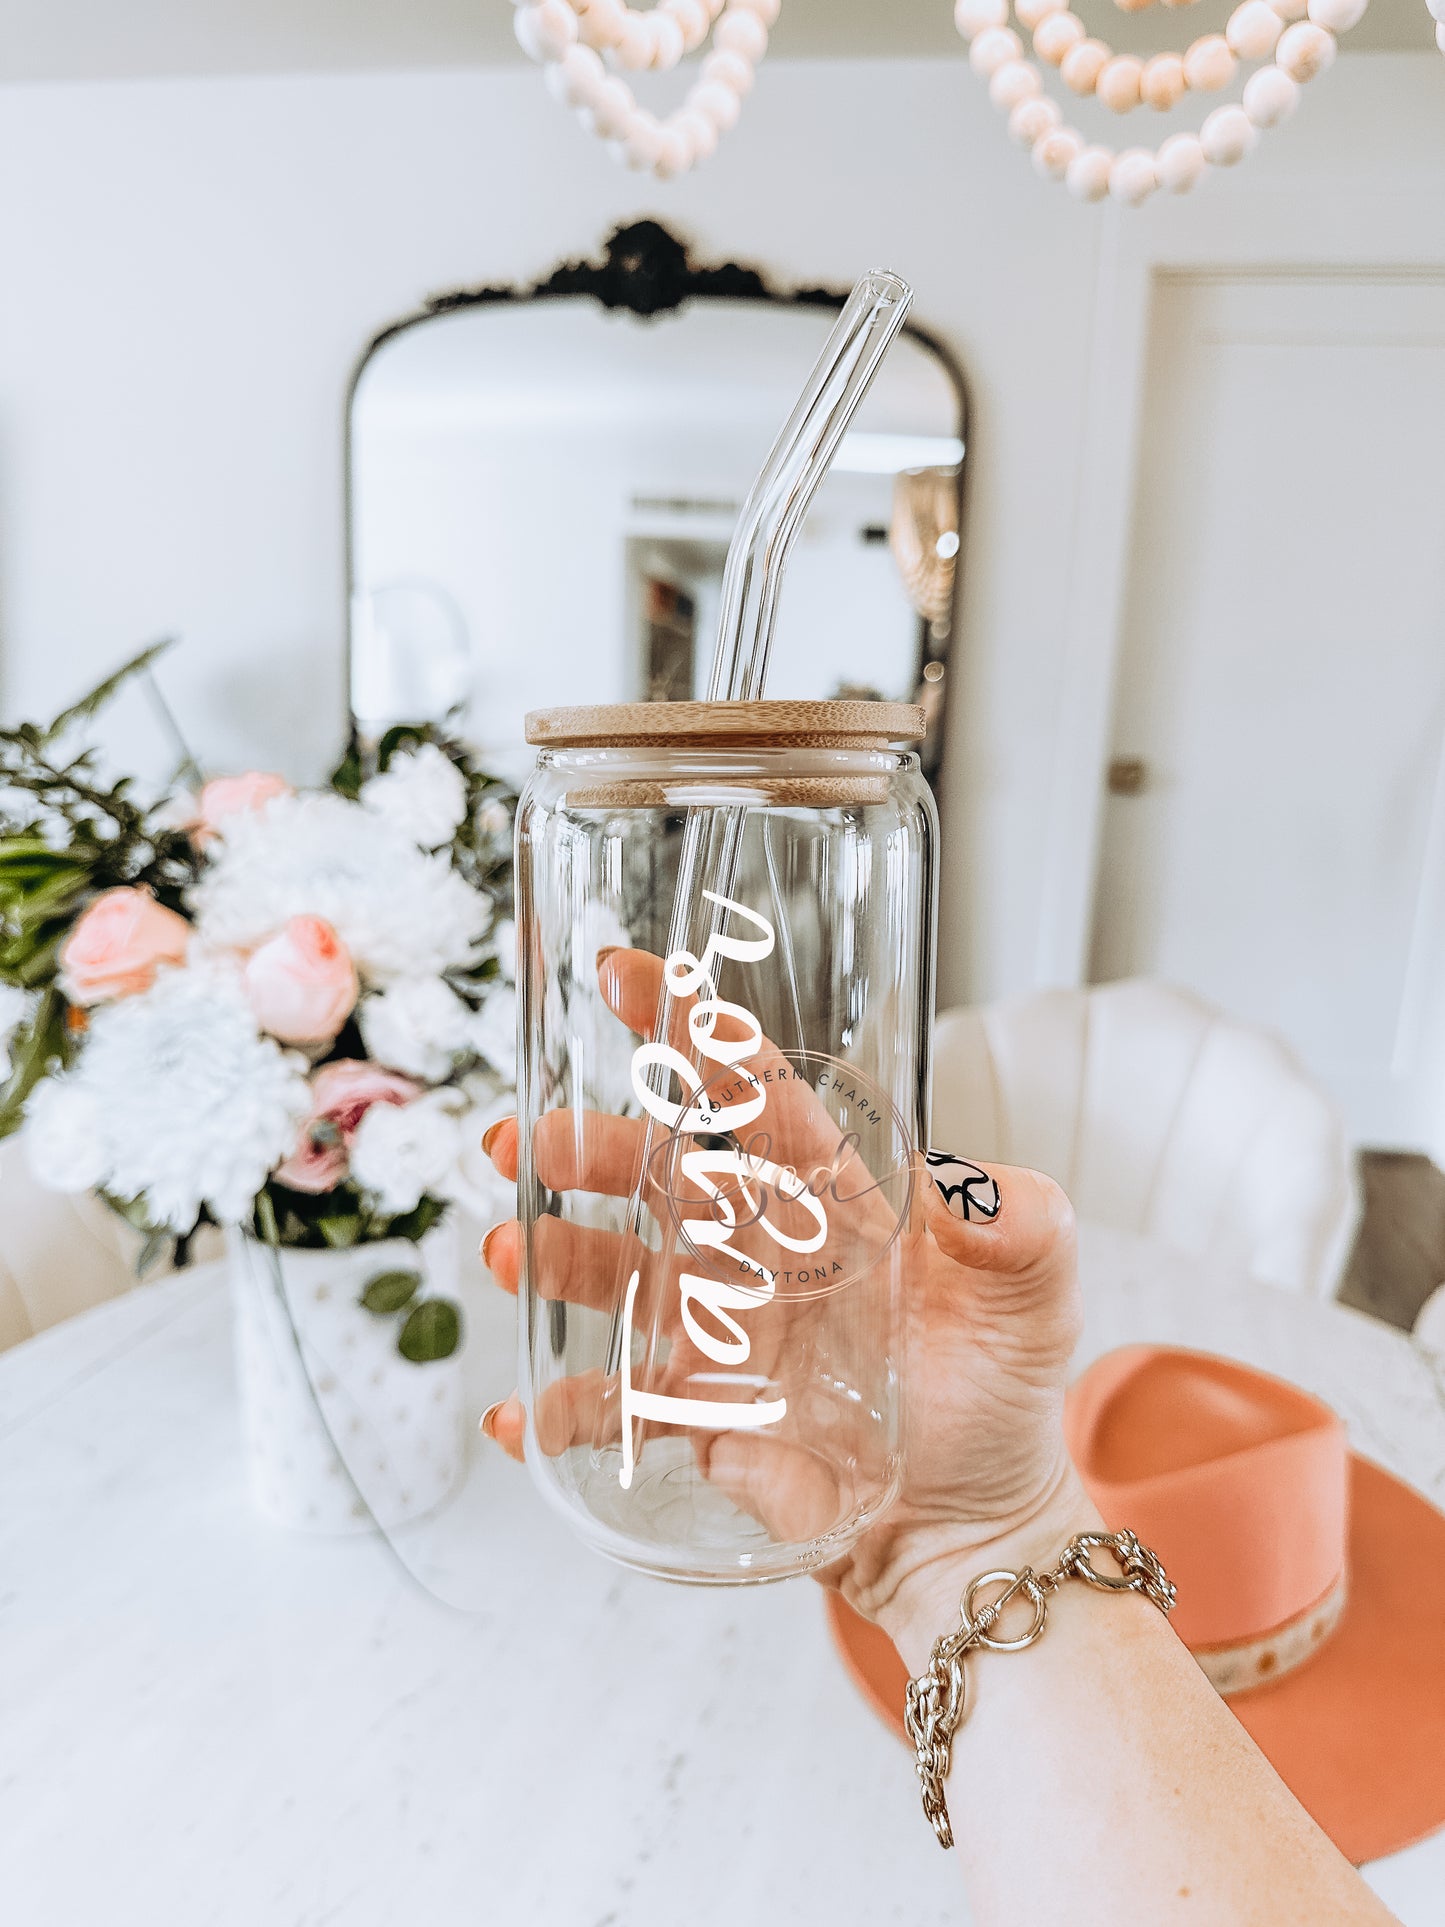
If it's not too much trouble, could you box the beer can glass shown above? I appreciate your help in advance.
[514,700,937,1583]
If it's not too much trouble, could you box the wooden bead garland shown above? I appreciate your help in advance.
[1180,33,1236,91]
[953,0,1370,207]
[513,0,778,179]
[1227,0,1284,56]
[1098,54,1144,111]
[1140,52,1186,108]
[1061,39,1111,90]
[513,0,1429,193]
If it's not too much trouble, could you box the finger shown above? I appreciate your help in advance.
[479,1376,623,1462]
[922,1153,1073,1270]
[600,947,847,1166]
[601,946,793,1083]
[920,1151,1081,1333]
[480,1219,518,1293]
[704,1429,850,1546]
[923,1149,1002,1226]
[530,1369,620,1457]
[533,1107,648,1197]
[483,1214,647,1311]
[600,946,742,1055]
[482,1116,518,1181]
[480,1394,526,1462]
[598,945,672,1040]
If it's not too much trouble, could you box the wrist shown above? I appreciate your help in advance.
[879,1465,1105,1674]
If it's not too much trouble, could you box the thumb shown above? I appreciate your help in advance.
[919,1149,1080,1322]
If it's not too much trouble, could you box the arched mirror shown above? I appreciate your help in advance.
[346,221,968,787]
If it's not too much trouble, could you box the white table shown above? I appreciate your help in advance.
[2,1225,1442,1927]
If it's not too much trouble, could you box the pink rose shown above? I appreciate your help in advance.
[243,915,358,1046]
[58,887,192,1006]
[273,1058,421,1194]
[195,771,290,843]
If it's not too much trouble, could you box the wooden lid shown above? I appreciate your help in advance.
[525,699,926,749]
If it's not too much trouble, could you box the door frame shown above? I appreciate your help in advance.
[1034,183,1445,992]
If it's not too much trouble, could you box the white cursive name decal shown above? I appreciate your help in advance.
[618,891,820,1489]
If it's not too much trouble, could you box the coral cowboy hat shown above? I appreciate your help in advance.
[826,1345,1445,1865]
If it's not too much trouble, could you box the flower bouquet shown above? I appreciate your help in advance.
[0,645,517,1374]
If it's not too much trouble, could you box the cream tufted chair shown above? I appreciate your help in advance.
[931,979,1359,1300]
[0,1134,144,1350]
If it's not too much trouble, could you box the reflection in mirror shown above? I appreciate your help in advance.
[347,228,967,787]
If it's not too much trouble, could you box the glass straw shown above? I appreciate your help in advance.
[708,270,915,701]
[598,271,915,1489]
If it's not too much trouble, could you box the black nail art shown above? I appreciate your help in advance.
[925,1149,1002,1222]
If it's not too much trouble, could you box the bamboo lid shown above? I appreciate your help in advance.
[525,699,926,750]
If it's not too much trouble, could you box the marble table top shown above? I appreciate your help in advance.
[2,1224,1442,1927]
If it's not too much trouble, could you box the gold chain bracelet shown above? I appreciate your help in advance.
[904,1528,1177,1849]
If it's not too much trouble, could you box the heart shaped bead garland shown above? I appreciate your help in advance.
[512,0,779,180]
[955,0,1369,206]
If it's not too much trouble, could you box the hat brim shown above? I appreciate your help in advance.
[825,1456,1445,1866]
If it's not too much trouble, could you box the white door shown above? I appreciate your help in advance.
[1089,270,1445,1149]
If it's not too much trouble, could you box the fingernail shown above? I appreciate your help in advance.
[480,1118,510,1159]
[479,1401,503,1440]
[596,946,620,968]
[479,1222,504,1269]
[924,1150,1002,1222]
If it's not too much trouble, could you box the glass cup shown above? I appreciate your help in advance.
[515,700,937,1583]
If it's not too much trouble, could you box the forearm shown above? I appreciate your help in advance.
[882,1477,1395,1927]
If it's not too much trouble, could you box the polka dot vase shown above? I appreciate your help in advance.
[227,1222,465,1534]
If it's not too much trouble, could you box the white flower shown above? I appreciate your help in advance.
[469,984,517,1078]
[26,966,311,1231]
[359,977,472,1082]
[361,744,468,850]
[443,1074,517,1221]
[0,786,34,831]
[191,792,488,983]
[350,1090,459,1218]
[489,918,516,983]
[26,1078,108,1192]
[538,899,633,1110]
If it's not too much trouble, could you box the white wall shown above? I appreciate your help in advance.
[0,54,1441,1020]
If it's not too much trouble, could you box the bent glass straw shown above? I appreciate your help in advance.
[708,270,914,702]
[597,271,915,1490]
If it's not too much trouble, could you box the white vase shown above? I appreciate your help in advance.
[227,1222,466,1534]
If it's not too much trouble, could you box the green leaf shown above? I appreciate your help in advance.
[359,1268,422,1315]
[102,1190,159,1232]
[254,1178,381,1250]
[383,1194,447,1244]
[0,837,90,867]
[255,1189,280,1248]
[0,987,66,1139]
[44,639,175,743]
[6,927,70,988]
[316,1212,362,1248]
[397,1296,461,1363]
[375,724,429,771]
[136,1230,171,1277]
[328,741,365,800]
[8,870,91,927]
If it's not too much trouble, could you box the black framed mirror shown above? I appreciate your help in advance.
[344,220,969,786]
